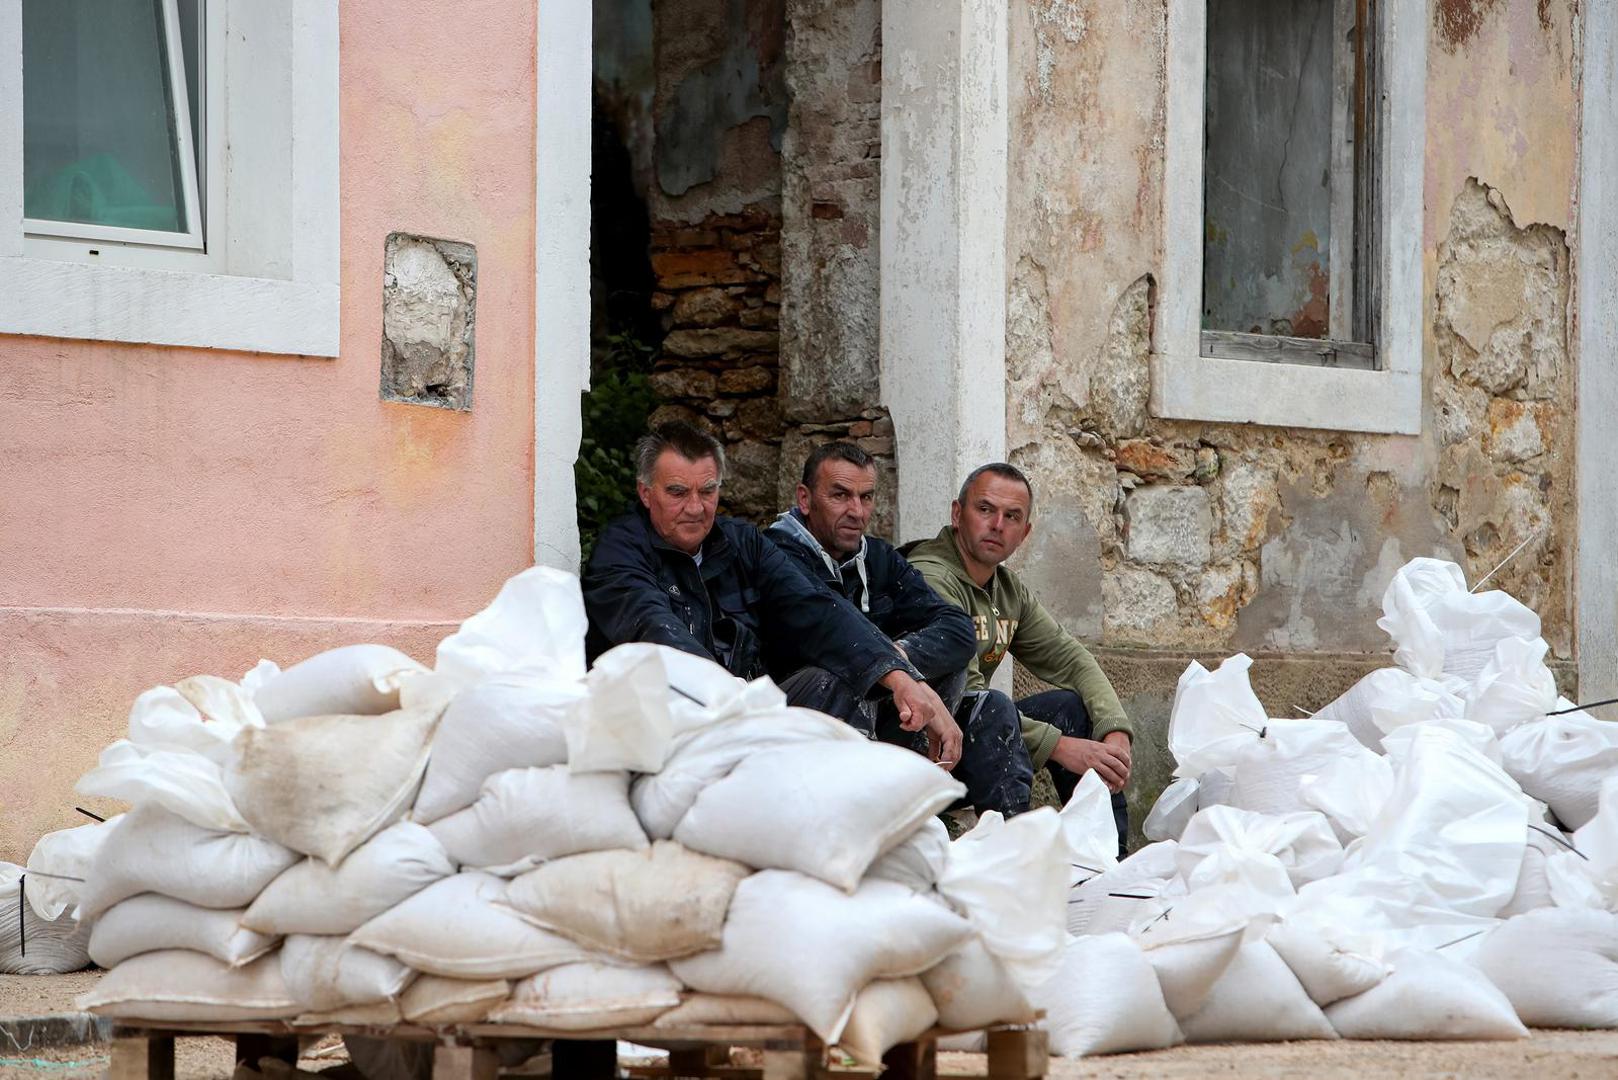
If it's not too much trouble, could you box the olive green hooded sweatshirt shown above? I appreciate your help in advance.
[907,526,1132,769]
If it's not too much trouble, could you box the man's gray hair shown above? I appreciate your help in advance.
[957,462,1034,516]
[634,421,726,486]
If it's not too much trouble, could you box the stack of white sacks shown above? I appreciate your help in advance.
[1045,556,1618,1056]
[67,568,1098,1067]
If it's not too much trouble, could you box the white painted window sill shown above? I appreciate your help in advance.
[1150,351,1421,435]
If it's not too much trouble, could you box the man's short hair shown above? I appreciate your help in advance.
[635,421,726,486]
[957,462,1034,516]
[800,441,875,488]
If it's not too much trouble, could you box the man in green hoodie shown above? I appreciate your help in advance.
[907,462,1132,852]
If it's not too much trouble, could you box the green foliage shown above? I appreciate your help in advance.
[577,329,658,560]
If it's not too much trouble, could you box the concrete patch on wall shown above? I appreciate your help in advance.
[380,233,476,411]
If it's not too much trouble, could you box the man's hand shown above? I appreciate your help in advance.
[1049,734,1131,793]
[879,670,963,770]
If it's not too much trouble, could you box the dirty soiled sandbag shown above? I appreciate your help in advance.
[227,705,442,866]
[400,975,512,1025]
[1178,942,1338,1043]
[1474,908,1618,1027]
[1028,934,1183,1057]
[835,979,938,1068]
[78,805,299,920]
[351,872,595,980]
[280,935,415,1012]
[1500,708,1618,831]
[128,678,264,760]
[429,766,647,876]
[0,864,90,975]
[1264,920,1389,1006]
[253,644,424,723]
[500,841,747,962]
[90,894,277,969]
[24,819,114,921]
[655,994,796,1027]
[1325,948,1526,1040]
[410,678,578,824]
[564,644,674,773]
[864,817,950,893]
[674,742,963,892]
[78,951,297,1021]
[920,936,1036,1031]
[243,822,454,936]
[489,961,682,1030]
[294,1001,403,1027]
[76,739,248,834]
[669,871,972,1043]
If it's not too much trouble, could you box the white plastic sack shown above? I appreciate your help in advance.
[669,870,972,1043]
[1167,654,1267,778]
[675,741,963,892]
[1177,806,1343,889]
[227,705,442,865]
[1067,842,1182,937]
[78,951,298,1021]
[1297,752,1394,844]
[1314,667,1464,752]
[1377,558,1468,679]
[1029,934,1183,1057]
[89,894,276,969]
[280,934,415,1012]
[411,678,577,824]
[1265,919,1389,1006]
[128,679,263,761]
[78,805,299,919]
[1178,941,1337,1043]
[76,739,247,833]
[1142,776,1199,844]
[1429,591,1543,683]
[1466,636,1558,735]
[1474,908,1618,1027]
[1226,720,1380,820]
[490,961,682,1030]
[919,936,1036,1031]
[564,644,674,773]
[500,841,748,961]
[835,979,938,1068]
[1543,774,1618,910]
[0,864,90,975]
[432,566,588,688]
[1138,921,1245,1019]
[351,872,592,980]
[1325,947,1526,1039]
[1498,824,1565,916]
[654,994,796,1027]
[1500,706,1618,831]
[24,819,114,921]
[938,807,1069,990]
[400,976,511,1025]
[244,821,454,936]
[1060,772,1122,882]
[1380,716,1505,766]
[429,766,648,876]
[864,817,950,893]
[254,644,425,723]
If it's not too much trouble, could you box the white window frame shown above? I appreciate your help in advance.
[0,0,340,357]
[1151,0,1426,435]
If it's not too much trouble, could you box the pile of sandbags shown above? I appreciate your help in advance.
[1,817,114,974]
[68,568,1073,1069]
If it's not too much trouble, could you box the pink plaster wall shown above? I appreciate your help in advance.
[0,0,540,859]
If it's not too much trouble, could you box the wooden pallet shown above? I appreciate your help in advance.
[105,1018,1049,1080]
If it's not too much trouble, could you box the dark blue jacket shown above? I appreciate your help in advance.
[582,508,917,693]
[764,511,976,685]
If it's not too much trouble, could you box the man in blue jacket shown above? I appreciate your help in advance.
[583,422,963,766]
[765,442,1028,816]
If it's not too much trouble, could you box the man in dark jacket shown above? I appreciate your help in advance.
[765,442,1028,815]
[583,422,962,765]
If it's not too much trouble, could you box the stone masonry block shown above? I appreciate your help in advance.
[381,233,476,411]
[1125,485,1213,565]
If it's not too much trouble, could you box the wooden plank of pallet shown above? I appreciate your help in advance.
[986,1027,1048,1080]
[880,1039,937,1080]
[431,1043,499,1080]
[107,1035,174,1080]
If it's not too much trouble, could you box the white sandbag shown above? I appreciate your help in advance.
[1265,920,1389,1006]
[1497,824,1565,916]
[0,864,90,975]
[1178,941,1338,1043]
[1166,654,1268,778]
[227,705,441,865]
[1377,558,1468,678]
[129,679,263,761]
[565,644,674,773]
[1060,772,1122,882]
[1226,720,1380,820]
[1474,907,1618,1027]
[351,872,595,979]
[89,895,277,969]
[654,994,796,1027]
[1499,706,1618,831]
[1067,842,1182,936]
[76,739,248,833]
[490,961,682,1031]
[632,704,861,839]
[1177,806,1343,889]
[669,870,972,1043]
[1314,667,1463,752]
[1466,636,1558,735]
[79,805,299,919]
[920,936,1036,1031]
[938,808,1069,990]
[1141,929,1244,1020]
[1429,592,1543,682]
[1325,947,1526,1039]
[1142,777,1199,844]
[1297,752,1394,844]
[400,976,511,1025]
[834,979,938,1068]
[674,742,963,892]
[78,951,298,1021]
[243,822,454,936]
[1029,934,1183,1057]
[294,1001,403,1027]
[1543,774,1618,909]
[25,819,114,921]
[410,677,578,824]
[429,766,648,876]
[254,644,424,723]
[865,817,950,893]
[500,841,748,962]
[432,566,589,687]
[1380,716,1504,765]
[280,935,415,1012]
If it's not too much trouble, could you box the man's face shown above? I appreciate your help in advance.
[797,460,877,558]
[638,449,720,556]
[951,473,1033,568]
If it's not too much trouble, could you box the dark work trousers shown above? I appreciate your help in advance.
[1016,688,1131,857]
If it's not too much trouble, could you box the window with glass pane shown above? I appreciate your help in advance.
[22,0,203,247]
